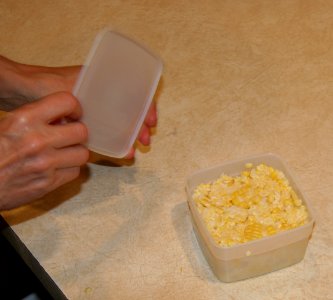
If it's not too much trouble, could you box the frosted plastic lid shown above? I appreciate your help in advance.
[73,30,163,158]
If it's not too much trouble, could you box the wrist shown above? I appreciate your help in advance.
[0,56,28,99]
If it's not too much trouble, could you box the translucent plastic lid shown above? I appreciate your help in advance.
[73,30,163,158]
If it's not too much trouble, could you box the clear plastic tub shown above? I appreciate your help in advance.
[73,29,163,158]
[186,153,315,282]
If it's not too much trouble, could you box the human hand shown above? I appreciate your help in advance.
[0,55,158,159]
[0,92,89,210]
[125,101,158,159]
[26,65,158,159]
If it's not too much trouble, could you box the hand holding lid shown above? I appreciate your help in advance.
[73,30,163,158]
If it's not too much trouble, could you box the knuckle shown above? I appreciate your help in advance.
[60,91,78,107]
[59,167,80,184]
[32,178,53,197]
[31,156,53,174]
[23,133,47,156]
[11,110,31,128]
[50,91,79,112]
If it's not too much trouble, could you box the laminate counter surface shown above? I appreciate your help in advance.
[1,1,332,299]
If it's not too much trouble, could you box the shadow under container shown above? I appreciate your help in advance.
[186,153,315,282]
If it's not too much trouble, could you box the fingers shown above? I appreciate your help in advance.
[122,102,157,158]
[30,166,82,201]
[136,102,157,146]
[124,147,135,159]
[144,102,157,127]
[21,93,156,161]
[48,167,82,191]
[53,145,89,168]
[49,122,88,148]
[137,124,151,146]
[21,91,83,123]
[19,145,89,178]
[13,92,88,149]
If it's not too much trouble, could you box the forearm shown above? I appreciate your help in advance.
[0,55,33,110]
[0,55,81,111]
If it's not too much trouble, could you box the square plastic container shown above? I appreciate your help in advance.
[73,29,163,158]
[186,153,315,282]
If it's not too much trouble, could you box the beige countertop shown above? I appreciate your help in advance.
[1,1,333,299]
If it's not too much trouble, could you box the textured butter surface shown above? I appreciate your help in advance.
[193,164,309,247]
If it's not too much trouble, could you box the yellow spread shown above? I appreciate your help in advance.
[192,163,309,247]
